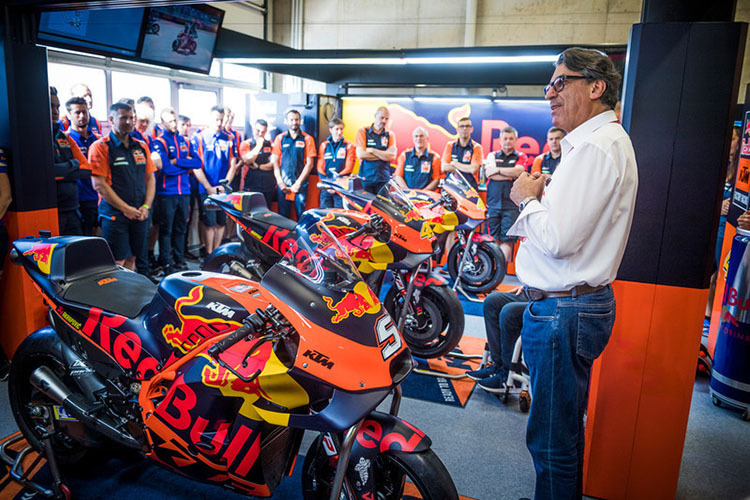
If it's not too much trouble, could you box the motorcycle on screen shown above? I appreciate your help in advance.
[2,223,458,499]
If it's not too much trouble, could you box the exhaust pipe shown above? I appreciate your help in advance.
[229,261,256,280]
[30,366,141,449]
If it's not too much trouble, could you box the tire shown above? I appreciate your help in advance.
[302,435,458,500]
[8,329,95,463]
[447,240,506,294]
[384,284,464,359]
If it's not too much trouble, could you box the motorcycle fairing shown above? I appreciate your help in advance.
[471,232,496,243]
[404,269,449,289]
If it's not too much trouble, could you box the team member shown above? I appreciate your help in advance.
[51,86,91,235]
[191,105,238,255]
[508,47,638,498]
[137,96,164,138]
[178,114,201,260]
[355,106,396,194]
[239,119,275,206]
[530,127,565,176]
[394,126,441,191]
[485,126,529,263]
[151,108,202,273]
[442,116,483,188]
[0,147,10,380]
[270,109,316,218]
[317,117,355,208]
[60,83,103,135]
[89,102,156,274]
[64,96,100,236]
[132,102,162,271]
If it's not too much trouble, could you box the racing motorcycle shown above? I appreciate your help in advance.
[203,179,465,359]
[405,171,506,294]
[172,22,197,55]
[3,224,458,500]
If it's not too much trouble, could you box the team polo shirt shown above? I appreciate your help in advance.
[88,132,156,219]
[240,138,275,192]
[131,129,154,148]
[226,127,242,156]
[54,122,91,212]
[530,152,561,175]
[192,129,236,194]
[317,136,356,180]
[60,115,102,136]
[442,139,483,188]
[271,130,316,187]
[395,148,441,190]
[66,128,101,203]
[486,150,528,211]
[355,125,395,184]
[151,130,201,196]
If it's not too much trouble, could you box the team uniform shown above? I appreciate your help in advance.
[355,125,395,194]
[225,127,243,191]
[442,139,483,188]
[0,149,9,270]
[60,115,102,136]
[66,128,101,236]
[317,136,355,208]
[239,137,275,206]
[530,152,561,175]
[394,148,441,190]
[271,130,316,219]
[88,132,156,274]
[151,129,201,270]
[192,129,236,227]
[53,121,91,235]
[486,150,529,244]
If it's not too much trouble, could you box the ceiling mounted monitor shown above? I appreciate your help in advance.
[139,4,224,75]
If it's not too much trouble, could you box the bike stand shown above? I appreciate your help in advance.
[411,344,490,379]
[453,282,484,303]
[0,428,71,500]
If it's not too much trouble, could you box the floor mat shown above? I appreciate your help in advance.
[1,433,477,499]
[400,335,487,408]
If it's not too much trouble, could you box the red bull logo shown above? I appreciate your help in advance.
[162,286,241,354]
[23,243,57,274]
[323,281,381,323]
[228,193,244,211]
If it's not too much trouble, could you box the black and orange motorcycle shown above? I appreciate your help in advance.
[203,179,464,359]
[3,221,458,499]
[405,171,506,294]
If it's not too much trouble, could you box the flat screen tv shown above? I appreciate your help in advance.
[38,8,145,58]
[139,4,224,74]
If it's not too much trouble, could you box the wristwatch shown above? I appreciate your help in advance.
[519,196,537,212]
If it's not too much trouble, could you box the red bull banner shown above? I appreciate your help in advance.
[342,97,554,168]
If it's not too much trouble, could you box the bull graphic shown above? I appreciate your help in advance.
[323,281,381,324]
[23,243,57,274]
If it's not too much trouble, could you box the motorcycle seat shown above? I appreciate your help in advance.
[248,210,297,232]
[53,237,156,318]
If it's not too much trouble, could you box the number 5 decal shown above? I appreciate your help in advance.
[376,315,401,360]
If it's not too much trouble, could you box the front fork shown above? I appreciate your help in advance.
[452,227,478,292]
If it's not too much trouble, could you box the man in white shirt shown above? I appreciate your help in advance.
[508,47,638,500]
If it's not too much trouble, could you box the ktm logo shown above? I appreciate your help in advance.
[97,277,118,286]
[206,301,235,319]
[302,349,335,369]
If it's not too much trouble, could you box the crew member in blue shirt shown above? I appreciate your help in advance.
[270,109,317,219]
[64,96,100,236]
[317,117,355,208]
[355,106,397,194]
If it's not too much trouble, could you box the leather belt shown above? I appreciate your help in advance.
[523,284,609,301]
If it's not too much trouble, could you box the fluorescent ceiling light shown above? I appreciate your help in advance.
[222,55,557,66]
[413,97,491,103]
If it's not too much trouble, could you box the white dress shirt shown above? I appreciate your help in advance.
[507,110,638,291]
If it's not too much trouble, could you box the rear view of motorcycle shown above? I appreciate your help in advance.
[3,225,458,499]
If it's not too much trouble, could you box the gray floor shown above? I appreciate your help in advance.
[1,312,748,499]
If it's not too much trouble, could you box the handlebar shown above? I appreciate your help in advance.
[344,214,390,244]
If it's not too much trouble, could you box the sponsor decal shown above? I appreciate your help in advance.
[23,243,57,274]
[206,302,236,319]
[97,277,118,286]
[57,307,82,330]
[133,150,146,164]
[355,418,426,453]
[162,286,241,354]
[354,456,370,486]
[229,284,256,294]
[323,281,381,323]
[302,349,335,369]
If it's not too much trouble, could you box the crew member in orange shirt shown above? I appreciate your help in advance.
[270,109,316,219]
[442,116,483,188]
[394,126,441,191]
[317,117,356,208]
[89,102,156,275]
[530,127,564,176]
[355,106,397,194]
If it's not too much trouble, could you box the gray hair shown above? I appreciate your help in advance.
[555,48,621,109]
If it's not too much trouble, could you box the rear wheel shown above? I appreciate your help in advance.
[302,435,458,500]
[447,240,506,294]
[8,330,95,463]
[384,285,464,359]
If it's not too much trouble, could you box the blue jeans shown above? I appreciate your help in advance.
[276,187,307,219]
[522,286,615,500]
[483,292,527,381]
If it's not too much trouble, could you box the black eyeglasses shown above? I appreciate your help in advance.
[544,74,588,95]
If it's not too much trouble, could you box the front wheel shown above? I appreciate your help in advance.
[447,240,506,294]
[301,435,458,500]
[384,285,464,358]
